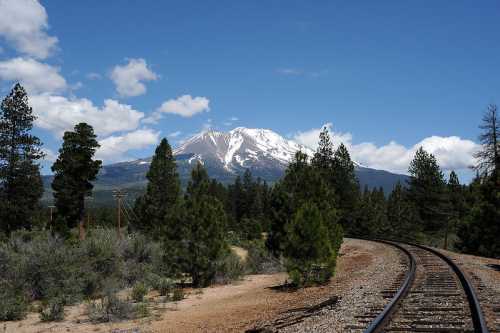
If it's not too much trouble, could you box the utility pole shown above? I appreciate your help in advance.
[113,189,127,239]
[48,205,55,230]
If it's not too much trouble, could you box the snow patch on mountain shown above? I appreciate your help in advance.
[173,127,315,173]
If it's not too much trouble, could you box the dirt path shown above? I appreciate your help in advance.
[2,238,391,333]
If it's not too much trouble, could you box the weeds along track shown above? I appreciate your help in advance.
[363,240,489,333]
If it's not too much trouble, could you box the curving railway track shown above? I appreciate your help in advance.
[362,240,489,333]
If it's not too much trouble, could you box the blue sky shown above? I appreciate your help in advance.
[0,0,499,181]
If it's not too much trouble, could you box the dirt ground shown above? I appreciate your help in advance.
[1,238,384,333]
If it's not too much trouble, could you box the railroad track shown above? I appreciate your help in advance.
[360,240,489,333]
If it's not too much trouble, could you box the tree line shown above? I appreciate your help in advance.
[0,83,498,284]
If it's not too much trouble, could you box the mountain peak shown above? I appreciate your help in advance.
[174,127,313,172]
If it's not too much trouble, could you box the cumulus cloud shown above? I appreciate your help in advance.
[96,128,160,162]
[30,95,144,137]
[0,0,58,59]
[157,95,210,117]
[294,123,479,174]
[0,57,67,94]
[110,58,157,97]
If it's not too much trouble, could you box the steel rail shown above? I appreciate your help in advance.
[363,240,417,333]
[408,242,489,333]
[363,239,490,333]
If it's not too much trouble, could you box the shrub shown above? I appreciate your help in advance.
[172,288,184,302]
[215,249,245,284]
[6,231,83,303]
[39,297,65,322]
[134,302,150,318]
[87,291,134,323]
[245,239,282,274]
[152,276,174,297]
[131,282,148,302]
[0,288,28,321]
[78,229,124,298]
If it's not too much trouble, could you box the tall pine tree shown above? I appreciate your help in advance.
[51,123,101,237]
[457,105,500,258]
[134,138,180,236]
[182,163,228,287]
[0,84,44,234]
[407,147,449,234]
[332,143,360,230]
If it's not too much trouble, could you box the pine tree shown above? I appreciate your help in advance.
[457,106,500,258]
[51,123,101,237]
[311,126,334,172]
[0,84,44,234]
[407,147,449,234]
[332,143,360,230]
[284,202,338,286]
[386,182,420,241]
[446,171,466,249]
[134,138,180,236]
[182,163,228,287]
[266,151,341,255]
[474,104,500,180]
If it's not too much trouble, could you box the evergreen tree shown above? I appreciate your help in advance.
[134,138,180,236]
[51,123,101,237]
[407,147,449,233]
[267,151,341,255]
[446,171,466,248]
[386,182,420,241]
[0,84,44,234]
[332,143,360,231]
[182,163,229,287]
[474,104,500,180]
[457,106,500,258]
[311,126,334,172]
[284,202,337,286]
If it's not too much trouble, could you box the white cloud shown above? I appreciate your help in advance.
[86,72,102,80]
[96,128,160,162]
[0,57,67,94]
[157,95,210,118]
[0,0,58,59]
[168,131,182,138]
[110,58,157,97]
[31,95,144,137]
[294,123,479,174]
[277,68,303,76]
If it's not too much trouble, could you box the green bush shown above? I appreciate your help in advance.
[87,291,135,323]
[131,282,148,302]
[152,276,174,297]
[39,297,65,322]
[245,239,282,274]
[0,287,28,321]
[215,249,245,284]
[5,231,83,304]
[134,302,150,318]
[78,229,124,298]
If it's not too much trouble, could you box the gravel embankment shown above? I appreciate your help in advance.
[439,249,500,332]
[253,239,407,332]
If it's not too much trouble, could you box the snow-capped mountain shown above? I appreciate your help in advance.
[173,127,314,172]
[42,127,408,204]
